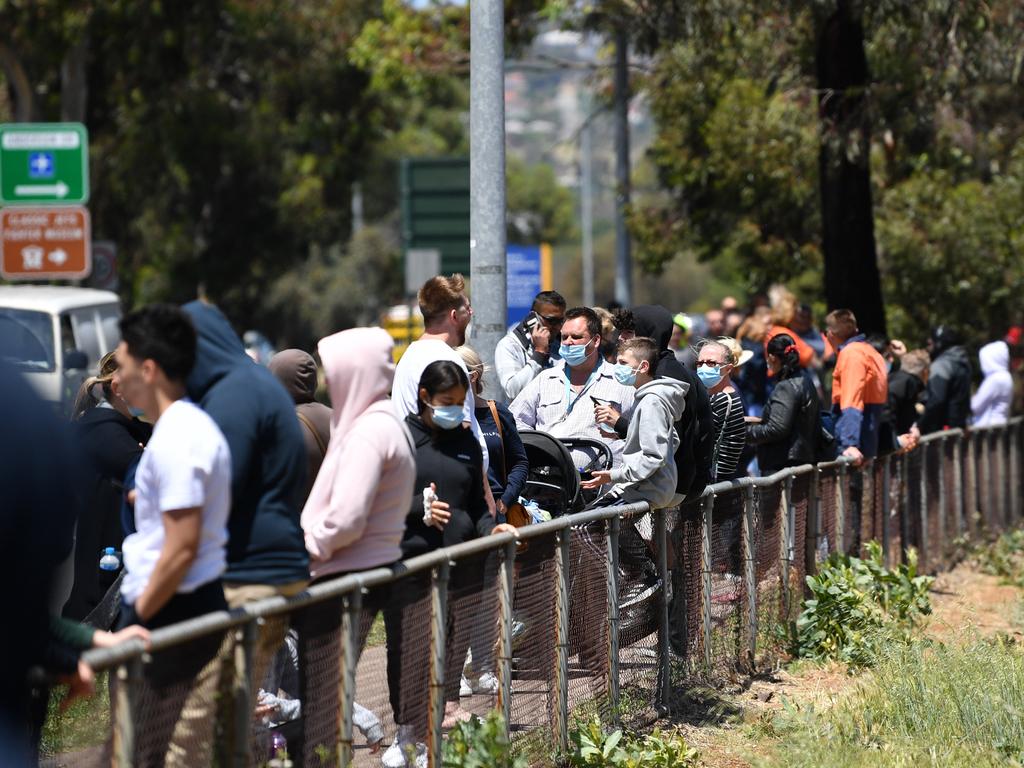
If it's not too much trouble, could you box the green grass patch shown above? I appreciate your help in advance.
[754,636,1024,767]
[39,671,111,756]
[365,612,386,647]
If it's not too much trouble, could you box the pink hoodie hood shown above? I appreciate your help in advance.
[318,327,395,435]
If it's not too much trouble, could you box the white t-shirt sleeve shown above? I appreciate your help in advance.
[155,453,210,513]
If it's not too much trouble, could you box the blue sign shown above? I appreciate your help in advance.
[507,245,542,328]
[28,152,54,179]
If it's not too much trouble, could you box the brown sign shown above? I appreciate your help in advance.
[1,206,91,280]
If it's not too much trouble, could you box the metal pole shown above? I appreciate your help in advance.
[701,495,714,671]
[808,468,821,577]
[428,562,450,768]
[612,26,632,307]
[837,463,847,554]
[881,454,892,567]
[1012,423,1021,520]
[780,477,793,622]
[654,508,671,713]
[469,0,507,399]
[580,97,595,307]
[554,531,570,750]
[339,590,362,767]
[936,440,947,568]
[984,432,995,531]
[953,434,965,535]
[1000,428,1010,528]
[606,516,621,722]
[498,540,516,739]
[113,658,141,767]
[743,485,757,667]
[967,432,978,535]
[920,443,930,571]
[232,622,256,768]
[900,452,911,563]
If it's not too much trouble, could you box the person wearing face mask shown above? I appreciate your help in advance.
[384,361,518,767]
[65,351,153,621]
[509,306,635,471]
[696,339,748,481]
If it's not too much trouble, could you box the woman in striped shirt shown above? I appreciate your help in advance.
[696,338,748,481]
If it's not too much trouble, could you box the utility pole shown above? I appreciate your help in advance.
[469,0,507,400]
[580,105,595,307]
[612,27,632,307]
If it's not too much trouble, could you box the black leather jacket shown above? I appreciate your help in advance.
[746,375,819,473]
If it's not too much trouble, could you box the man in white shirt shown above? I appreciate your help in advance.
[113,303,233,767]
[510,306,635,470]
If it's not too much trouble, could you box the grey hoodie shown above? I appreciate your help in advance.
[609,377,688,508]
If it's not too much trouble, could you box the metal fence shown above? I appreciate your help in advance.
[46,418,1024,768]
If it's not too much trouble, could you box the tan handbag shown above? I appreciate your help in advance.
[487,400,530,529]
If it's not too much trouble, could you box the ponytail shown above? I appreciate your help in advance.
[766,333,801,380]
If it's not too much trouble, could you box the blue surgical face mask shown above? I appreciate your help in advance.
[613,363,639,387]
[696,364,723,389]
[426,402,463,430]
[559,339,593,367]
[129,406,146,418]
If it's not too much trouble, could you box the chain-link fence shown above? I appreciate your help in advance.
[44,419,1024,767]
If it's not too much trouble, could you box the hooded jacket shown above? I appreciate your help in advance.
[919,345,972,434]
[182,302,309,585]
[609,377,687,509]
[270,349,333,504]
[972,341,1013,427]
[747,374,820,472]
[632,305,714,498]
[301,329,416,580]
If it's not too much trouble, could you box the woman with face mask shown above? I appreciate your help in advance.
[383,360,518,766]
[697,338,748,481]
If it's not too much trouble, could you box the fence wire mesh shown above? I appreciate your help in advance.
[42,422,1024,768]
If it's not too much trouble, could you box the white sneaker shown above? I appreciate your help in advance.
[470,671,500,695]
[459,674,473,697]
[381,725,420,768]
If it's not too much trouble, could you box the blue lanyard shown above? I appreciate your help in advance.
[564,364,601,415]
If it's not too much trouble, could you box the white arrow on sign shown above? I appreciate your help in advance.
[13,181,69,198]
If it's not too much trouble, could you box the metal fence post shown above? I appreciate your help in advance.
[920,442,930,569]
[936,439,947,566]
[428,561,450,768]
[554,530,570,750]
[966,432,978,534]
[654,508,671,713]
[900,452,911,563]
[231,621,256,768]
[113,657,141,767]
[837,463,847,554]
[606,516,621,722]
[498,539,516,740]
[742,485,757,667]
[953,433,965,535]
[881,454,892,567]
[1012,423,1021,520]
[1000,427,1010,528]
[701,494,714,671]
[780,476,793,621]
[338,589,362,767]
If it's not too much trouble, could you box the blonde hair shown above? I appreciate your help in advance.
[715,336,743,366]
[736,306,771,343]
[592,307,615,340]
[455,345,487,393]
[72,350,119,419]
[770,285,797,327]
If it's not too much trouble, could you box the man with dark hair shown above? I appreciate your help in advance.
[510,306,634,469]
[115,304,233,766]
[919,326,972,434]
[494,289,566,402]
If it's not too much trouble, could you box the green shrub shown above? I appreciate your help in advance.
[795,542,933,666]
[442,710,524,768]
[973,529,1024,586]
[566,717,698,768]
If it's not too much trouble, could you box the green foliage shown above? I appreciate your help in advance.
[972,529,1024,587]
[442,711,524,768]
[758,636,1024,767]
[507,157,578,245]
[795,542,933,667]
[566,717,698,768]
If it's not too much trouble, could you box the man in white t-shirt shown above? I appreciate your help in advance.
[113,303,232,766]
[392,274,495,513]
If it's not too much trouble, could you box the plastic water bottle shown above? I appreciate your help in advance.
[99,547,120,591]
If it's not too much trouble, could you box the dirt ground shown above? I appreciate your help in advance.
[672,561,1024,768]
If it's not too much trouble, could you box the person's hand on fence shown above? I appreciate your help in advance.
[93,624,151,649]
[59,659,96,713]
[491,523,519,537]
[897,430,919,452]
[842,445,864,465]
[426,483,451,530]
[581,470,612,489]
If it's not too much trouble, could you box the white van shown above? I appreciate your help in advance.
[0,285,122,414]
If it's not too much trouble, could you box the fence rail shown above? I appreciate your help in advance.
[46,418,1024,767]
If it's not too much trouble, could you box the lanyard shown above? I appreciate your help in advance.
[563,363,602,415]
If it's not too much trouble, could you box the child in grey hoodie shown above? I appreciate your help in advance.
[582,337,688,509]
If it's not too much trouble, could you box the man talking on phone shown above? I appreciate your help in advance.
[494,290,567,402]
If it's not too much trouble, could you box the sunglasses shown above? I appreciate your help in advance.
[539,314,564,325]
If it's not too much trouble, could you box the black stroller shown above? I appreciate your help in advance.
[518,431,615,516]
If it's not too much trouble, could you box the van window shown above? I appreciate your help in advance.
[98,305,120,356]
[0,308,55,372]
[67,307,103,366]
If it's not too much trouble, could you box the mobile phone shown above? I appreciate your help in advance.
[523,311,541,332]
[590,395,608,406]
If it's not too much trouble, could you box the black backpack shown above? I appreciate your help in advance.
[673,366,714,501]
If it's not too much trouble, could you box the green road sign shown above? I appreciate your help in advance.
[400,157,469,276]
[0,123,89,205]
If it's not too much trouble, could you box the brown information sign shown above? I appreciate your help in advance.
[1,206,91,280]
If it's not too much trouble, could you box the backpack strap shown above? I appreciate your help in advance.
[296,411,327,459]
[486,400,508,485]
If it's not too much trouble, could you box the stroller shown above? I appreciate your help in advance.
[518,431,614,516]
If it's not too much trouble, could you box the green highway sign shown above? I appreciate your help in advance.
[400,157,470,275]
[0,123,89,205]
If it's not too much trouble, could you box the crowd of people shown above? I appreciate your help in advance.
[3,274,1020,767]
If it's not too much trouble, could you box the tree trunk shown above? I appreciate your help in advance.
[816,0,887,336]
[0,42,37,121]
[61,34,89,123]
